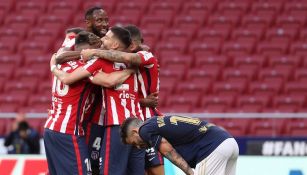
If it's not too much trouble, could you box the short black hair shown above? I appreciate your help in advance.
[124,25,143,43]
[110,26,132,48]
[18,121,29,131]
[75,31,100,45]
[85,6,103,20]
[65,27,85,34]
[120,117,143,144]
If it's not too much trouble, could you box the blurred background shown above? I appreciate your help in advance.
[0,0,307,174]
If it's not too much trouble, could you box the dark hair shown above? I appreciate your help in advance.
[120,117,143,144]
[18,121,29,131]
[65,27,85,34]
[75,31,100,45]
[85,6,103,20]
[124,25,143,43]
[110,26,132,48]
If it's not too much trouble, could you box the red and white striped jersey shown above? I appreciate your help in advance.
[44,60,96,135]
[83,58,144,126]
[137,51,163,119]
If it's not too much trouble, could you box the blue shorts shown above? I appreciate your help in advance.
[100,125,145,175]
[145,147,164,169]
[84,122,105,169]
[43,129,91,175]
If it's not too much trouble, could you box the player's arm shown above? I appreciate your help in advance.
[90,69,135,88]
[159,138,194,175]
[140,92,158,108]
[55,50,81,64]
[50,53,91,85]
[81,49,141,67]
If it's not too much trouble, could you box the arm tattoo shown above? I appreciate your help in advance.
[164,149,193,175]
[95,50,140,66]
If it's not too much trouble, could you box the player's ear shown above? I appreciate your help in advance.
[85,19,91,28]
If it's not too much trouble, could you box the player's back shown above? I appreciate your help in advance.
[45,60,94,135]
[84,58,144,126]
[137,51,162,118]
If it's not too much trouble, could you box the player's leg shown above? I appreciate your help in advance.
[195,138,239,175]
[84,122,104,175]
[145,147,164,175]
[100,125,131,175]
[127,146,146,175]
[43,129,58,175]
[225,138,239,175]
[43,129,90,175]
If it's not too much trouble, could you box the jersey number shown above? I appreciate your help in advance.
[170,116,201,126]
[52,76,69,96]
[92,137,102,151]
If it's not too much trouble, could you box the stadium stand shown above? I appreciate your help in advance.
[0,0,307,137]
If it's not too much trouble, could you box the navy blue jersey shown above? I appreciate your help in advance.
[139,115,232,167]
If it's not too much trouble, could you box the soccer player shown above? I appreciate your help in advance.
[80,25,164,175]
[54,6,110,174]
[44,31,133,175]
[51,26,146,175]
[121,116,239,175]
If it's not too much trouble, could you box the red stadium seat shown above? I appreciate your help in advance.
[23,54,51,67]
[189,41,222,56]
[217,1,250,17]
[233,55,266,71]
[207,14,240,30]
[0,40,16,55]
[237,95,271,109]
[27,27,60,44]
[160,54,193,70]
[284,81,307,96]
[249,81,282,97]
[140,16,172,31]
[183,1,217,14]
[248,119,285,137]
[258,67,293,84]
[251,1,283,16]
[193,55,228,69]
[285,119,307,136]
[299,28,307,42]
[0,93,28,107]
[192,105,227,113]
[0,0,13,13]
[4,80,37,95]
[197,27,231,43]
[212,81,247,96]
[0,118,10,135]
[37,14,70,30]
[161,28,195,44]
[47,1,80,15]
[0,28,26,43]
[0,64,15,79]
[257,41,289,57]
[265,27,299,43]
[155,42,187,56]
[174,81,211,97]
[201,94,236,109]
[273,95,306,111]
[165,94,197,113]
[185,69,220,84]
[83,0,116,14]
[284,1,307,16]
[0,104,19,112]
[15,1,46,16]
[222,40,255,57]
[27,95,51,107]
[231,27,264,43]
[241,13,274,30]
[0,54,22,67]
[294,68,307,82]
[4,14,36,31]
[217,118,250,137]
[110,15,140,26]
[141,28,161,48]
[268,55,301,69]
[275,14,306,29]
[18,40,51,55]
[222,67,256,83]
[27,118,47,136]
[14,66,48,82]
[290,41,307,56]
[227,105,263,113]
[172,15,204,31]
[148,2,180,19]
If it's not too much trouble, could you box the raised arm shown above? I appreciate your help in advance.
[50,54,91,85]
[55,50,81,64]
[90,69,135,88]
[159,138,194,175]
[81,49,141,67]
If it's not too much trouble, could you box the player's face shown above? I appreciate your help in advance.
[126,131,148,149]
[101,31,116,50]
[91,9,109,37]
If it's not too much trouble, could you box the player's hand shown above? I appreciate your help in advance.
[140,92,159,108]
[81,49,95,62]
